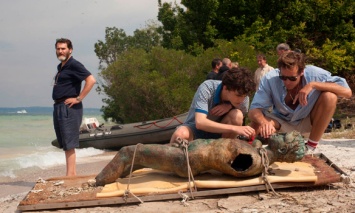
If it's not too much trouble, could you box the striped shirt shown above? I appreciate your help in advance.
[184,80,249,124]
[250,65,350,125]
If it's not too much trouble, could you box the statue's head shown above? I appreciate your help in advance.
[267,131,305,162]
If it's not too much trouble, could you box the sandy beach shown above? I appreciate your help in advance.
[1,139,355,213]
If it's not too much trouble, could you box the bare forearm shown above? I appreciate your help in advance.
[195,112,255,138]
[195,115,236,134]
[309,82,352,98]
[79,75,96,100]
[248,108,268,125]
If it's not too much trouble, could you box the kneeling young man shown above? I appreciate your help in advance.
[248,51,352,151]
[170,67,256,144]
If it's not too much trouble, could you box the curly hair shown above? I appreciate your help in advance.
[277,51,305,74]
[222,67,256,95]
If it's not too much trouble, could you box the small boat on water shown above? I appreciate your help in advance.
[17,110,27,114]
[51,113,188,150]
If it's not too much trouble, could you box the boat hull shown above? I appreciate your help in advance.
[51,113,187,150]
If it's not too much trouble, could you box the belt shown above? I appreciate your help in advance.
[54,97,68,104]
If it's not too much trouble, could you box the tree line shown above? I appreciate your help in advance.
[94,0,354,123]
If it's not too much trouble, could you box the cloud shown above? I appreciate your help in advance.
[0,0,178,108]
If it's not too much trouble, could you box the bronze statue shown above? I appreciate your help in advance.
[95,131,305,186]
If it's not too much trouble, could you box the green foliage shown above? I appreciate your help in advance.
[98,37,262,123]
[96,0,355,122]
[128,20,162,53]
[157,0,354,75]
[94,27,128,70]
[307,39,355,75]
[202,39,269,72]
[99,47,197,123]
[157,1,184,49]
[158,0,220,51]
[95,23,162,70]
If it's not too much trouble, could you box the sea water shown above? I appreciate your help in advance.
[0,107,106,179]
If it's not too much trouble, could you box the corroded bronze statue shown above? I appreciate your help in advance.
[95,131,305,186]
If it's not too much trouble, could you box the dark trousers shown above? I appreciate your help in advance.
[53,102,83,150]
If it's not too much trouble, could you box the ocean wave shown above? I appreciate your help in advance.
[0,148,104,178]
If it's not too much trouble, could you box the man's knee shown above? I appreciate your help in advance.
[225,109,244,125]
[318,92,338,106]
[170,126,192,144]
[311,92,338,123]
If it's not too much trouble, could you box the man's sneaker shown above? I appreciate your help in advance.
[305,143,316,155]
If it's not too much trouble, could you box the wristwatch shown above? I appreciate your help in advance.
[76,96,82,102]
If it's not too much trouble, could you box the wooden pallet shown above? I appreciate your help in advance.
[17,153,346,212]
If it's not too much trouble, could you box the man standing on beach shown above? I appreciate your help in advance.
[52,38,96,176]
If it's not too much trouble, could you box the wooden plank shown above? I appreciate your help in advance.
[18,183,297,211]
[316,153,348,176]
[17,153,345,211]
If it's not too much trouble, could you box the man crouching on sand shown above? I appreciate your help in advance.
[248,51,352,152]
[170,67,256,144]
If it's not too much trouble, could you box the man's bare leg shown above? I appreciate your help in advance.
[65,148,76,176]
[221,109,244,138]
[310,92,337,141]
[169,126,194,144]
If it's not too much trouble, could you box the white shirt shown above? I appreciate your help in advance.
[254,64,274,90]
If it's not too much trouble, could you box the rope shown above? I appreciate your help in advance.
[259,148,279,196]
[175,137,197,200]
[178,191,190,206]
[123,190,144,204]
[123,143,144,204]
[134,116,184,129]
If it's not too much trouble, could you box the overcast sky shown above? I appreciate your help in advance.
[0,0,177,108]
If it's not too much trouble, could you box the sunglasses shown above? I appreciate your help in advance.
[278,75,299,81]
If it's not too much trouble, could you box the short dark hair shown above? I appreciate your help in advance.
[211,58,222,69]
[55,38,73,49]
[222,67,256,95]
[277,51,305,74]
[257,54,266,60]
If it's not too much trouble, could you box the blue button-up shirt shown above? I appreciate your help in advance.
[250,65,350,125]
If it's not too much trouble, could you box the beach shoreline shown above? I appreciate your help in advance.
[0,151,117,198]
[2,140,355,213]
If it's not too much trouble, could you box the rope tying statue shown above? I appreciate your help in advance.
[95,131,306,187]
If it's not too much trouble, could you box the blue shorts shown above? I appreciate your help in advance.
[53,102,83,150]
[182,122,222,140]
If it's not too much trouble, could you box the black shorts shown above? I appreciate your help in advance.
[181,122,222,140]
[53,102,83,150]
